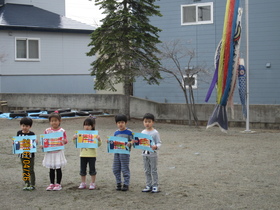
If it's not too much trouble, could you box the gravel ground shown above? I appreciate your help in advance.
[0,116,279,210]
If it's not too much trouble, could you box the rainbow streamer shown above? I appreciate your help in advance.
[205,0,242,132]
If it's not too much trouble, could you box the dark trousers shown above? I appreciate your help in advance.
[21,157,35,186]
[80,157,97,176]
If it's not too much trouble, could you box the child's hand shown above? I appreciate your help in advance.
[96,135,101,142]
[39,145,43,149]
[151,145,157,150]
[73,134,77,141]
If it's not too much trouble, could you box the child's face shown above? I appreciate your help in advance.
[143,118,154,130]
[84,124,93,130]
[20,124,31,133]
[116,121,127,131]
[50,117,61,129]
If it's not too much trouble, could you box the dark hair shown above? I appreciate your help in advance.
[115,114,127,123]
[48,112,61,121]
[83,116,96,130]
[20,117,33,126]
[142,113,155,121]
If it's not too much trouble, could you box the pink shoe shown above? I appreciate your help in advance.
[53,184,62,191]
[46,184,55,191]
[78,182,86,189]
[89,183,96,190]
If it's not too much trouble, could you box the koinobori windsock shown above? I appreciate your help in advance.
[238,58,247,119]
[205,0,242,132]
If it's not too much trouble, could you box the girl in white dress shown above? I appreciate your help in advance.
[42,112,68,191]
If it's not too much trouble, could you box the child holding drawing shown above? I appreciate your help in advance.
[42,112,68,191]
[73,116,102,190]
[16,117,36,190]
[140,113,162,193]
[112,114,133,191]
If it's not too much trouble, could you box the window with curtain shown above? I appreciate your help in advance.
[182,74,197,89]
[181,2,213,25]
[16,38,40,61]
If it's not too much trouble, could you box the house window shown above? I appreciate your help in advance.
[15,38,40,61]
[182,74,197,89]
[181,2,213,25]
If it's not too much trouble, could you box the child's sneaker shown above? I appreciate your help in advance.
[28,185,35,190]
[78,182,86,189]
[122,184,129,191]
[142,186,152,192]
[116,183,122,191]
[89,183,96,190]
[151,186,159,193]
[53,184,62,191]
[23,183,30,191]
[46,184,55,191]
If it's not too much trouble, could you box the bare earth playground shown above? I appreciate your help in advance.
[0,117,279,209]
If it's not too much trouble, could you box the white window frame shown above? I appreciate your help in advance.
[15,37,40,61]
[181,2,213,26]
[182,74,197,89]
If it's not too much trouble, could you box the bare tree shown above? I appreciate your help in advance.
[158,40,210,126]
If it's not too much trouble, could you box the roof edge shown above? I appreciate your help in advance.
[0,25,94,34]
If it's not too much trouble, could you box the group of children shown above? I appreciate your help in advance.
[16,112,162,193]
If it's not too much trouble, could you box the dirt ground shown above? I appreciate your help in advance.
[0,116,279,210]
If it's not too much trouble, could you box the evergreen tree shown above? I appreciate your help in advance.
[87,0,162,118]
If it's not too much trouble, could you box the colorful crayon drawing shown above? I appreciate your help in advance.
[40,132,64,152]
[107,136,130,154]
[76,130,98,148]
[133,133,154,153]
[12,135,37,154]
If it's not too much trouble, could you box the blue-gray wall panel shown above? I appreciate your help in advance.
[134,0,280,104]
[1,75,96,94]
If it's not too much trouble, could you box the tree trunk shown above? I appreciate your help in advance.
[123,76,131,120]
[183,89,192,125]
[189,86,199,125]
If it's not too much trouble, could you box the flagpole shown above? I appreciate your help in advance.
[244,0,252,132]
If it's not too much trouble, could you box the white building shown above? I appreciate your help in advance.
[0,0,97,94]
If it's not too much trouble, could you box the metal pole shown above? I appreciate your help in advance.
[244,0,251,132]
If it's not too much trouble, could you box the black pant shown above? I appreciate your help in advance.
[80,157,96,176]
[21,157,35,186]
